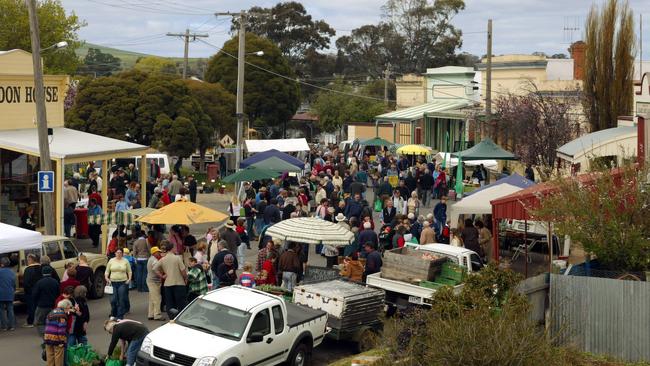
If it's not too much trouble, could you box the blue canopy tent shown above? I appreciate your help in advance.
[240,149,305,169]
[465,173,535,196]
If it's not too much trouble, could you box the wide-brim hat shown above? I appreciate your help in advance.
[225,220,235,229]
[335,213,347,222]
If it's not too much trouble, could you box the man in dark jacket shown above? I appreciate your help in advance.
[349,177,365,198]
[221,221,242,254]
[105,319,149,366]
[358,222,378,249]
[418,169,434,207]
[210,241,238,288]
[23,254,42,327]
[32,266,60,337]
[187,175,197,203]
[344,194,363,221]
[263,199,282,225]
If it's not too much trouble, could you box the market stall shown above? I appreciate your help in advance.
[449,183,525,228]
[265,217,355,246]
[245,138,309,153]
[0,222,41,254]
[239,149,305,169]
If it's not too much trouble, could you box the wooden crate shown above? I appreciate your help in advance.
[381,247,446,282]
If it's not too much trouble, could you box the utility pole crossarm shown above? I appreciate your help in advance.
[166,30,208,79]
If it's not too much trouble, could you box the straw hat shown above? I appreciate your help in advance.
[335,213,347,222]
[225,220,235,229]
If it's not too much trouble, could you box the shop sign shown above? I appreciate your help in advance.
[0,85,59,104]
[38,171,54,193]
[638,102,650,117]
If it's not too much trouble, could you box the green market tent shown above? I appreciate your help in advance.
[222,166,281,183]
[251,156,302,173]
[451,138,518,161]
[361,137,392,147]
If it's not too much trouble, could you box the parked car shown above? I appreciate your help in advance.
[10,236,108,300]
[138,286,328,366]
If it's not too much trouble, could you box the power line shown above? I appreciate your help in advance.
[86,0,211,16]
[198,39,393,103]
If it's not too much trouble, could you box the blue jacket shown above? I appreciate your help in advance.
[434,202,447,222]
[0,268,15,302]
[344,199,363,220]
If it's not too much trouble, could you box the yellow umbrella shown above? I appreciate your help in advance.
[136,200,228,225]
[396,144,432,155]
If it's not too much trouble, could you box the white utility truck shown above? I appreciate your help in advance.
[366,244,484,312]
[137,286,328,366]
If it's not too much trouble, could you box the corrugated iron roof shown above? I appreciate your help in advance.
[375,100,474,122]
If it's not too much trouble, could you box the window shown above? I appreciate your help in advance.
[249,309,271,336]
[62,241,77,259]
[44,242,62,261]
[469,254,483,272]
[271,306,284,335]
[158,158,166,168]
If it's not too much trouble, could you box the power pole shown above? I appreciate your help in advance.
[216,11,246,178]
[485,19,493,139]
[26,0,55,235]
[640,14,643,80]
[166,29,208,79]
[384,63,391,108]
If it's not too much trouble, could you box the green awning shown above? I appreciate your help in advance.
[251,156,303,172]
[375,100,475,122]
[361,137,392,147]
[222,166,281,183]
[451,138,518,161]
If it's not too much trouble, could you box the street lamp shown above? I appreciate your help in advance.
[40,41,68,53]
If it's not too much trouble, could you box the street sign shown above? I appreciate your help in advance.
[220,134,235,146]
[38,171,54,193]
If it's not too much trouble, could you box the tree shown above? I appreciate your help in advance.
[583,0,635,132]
[79,48,121,76]
[493,83,581,181]
[313,81,385,132]
[534,165,650,272]
[378,266,571,365]
[185,80,236,137]
[205,33,300,132]
[336,0,465,76]
[65,76,139,139]
[0,0,84,74]
[235,2,335,60]
[134,56,178,75]
[153,115,197,159]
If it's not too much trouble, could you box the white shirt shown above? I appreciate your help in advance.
[392,196,406,215]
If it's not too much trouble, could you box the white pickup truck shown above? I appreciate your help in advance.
[137,286,328,366]
[366,244,484,311]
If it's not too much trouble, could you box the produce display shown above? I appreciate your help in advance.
[420,253,441,261]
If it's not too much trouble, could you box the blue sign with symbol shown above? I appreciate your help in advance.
[38,171,55,193]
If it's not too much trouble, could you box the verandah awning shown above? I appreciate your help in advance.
[375,100,476,122]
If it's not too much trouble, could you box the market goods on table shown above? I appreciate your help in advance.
[381,247,447,283]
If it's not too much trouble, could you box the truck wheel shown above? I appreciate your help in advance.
[288,343,311,366]
[89,268,106,299]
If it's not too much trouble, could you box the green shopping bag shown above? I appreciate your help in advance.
[374,198,382,212]
[105,359,124,366]
[66,344,100,366]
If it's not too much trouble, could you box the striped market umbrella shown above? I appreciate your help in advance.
[87,208,156,226]
[265,217,355,246]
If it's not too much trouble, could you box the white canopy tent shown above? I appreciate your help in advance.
[245,138,309,153]
[0,223,42,255]
[449,183,523,228]
[433,152,498,171]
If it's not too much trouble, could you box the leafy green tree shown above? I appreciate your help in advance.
[64,76,139,139]
[534,165,650,272]
[205,33,300,132]
[313,81,385,132]
[153,115,197,159]
[79,48,121,76]
[336,0,465,76]
[236,2,335,60]
[133,56,178,75]
[185,80,236,137]
[0,0,84,74]
[583,0,635,131]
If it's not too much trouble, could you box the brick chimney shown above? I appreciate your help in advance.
[569,41,586,80]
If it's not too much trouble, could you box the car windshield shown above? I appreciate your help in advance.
[175,299,251,340]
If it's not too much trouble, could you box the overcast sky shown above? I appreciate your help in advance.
[64,0,650,60]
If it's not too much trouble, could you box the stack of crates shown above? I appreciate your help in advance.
[419,261,467,289]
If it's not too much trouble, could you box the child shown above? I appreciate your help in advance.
[237,263,256,288]
[187,257,208,302]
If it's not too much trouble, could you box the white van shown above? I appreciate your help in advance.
[134,154,170,175]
